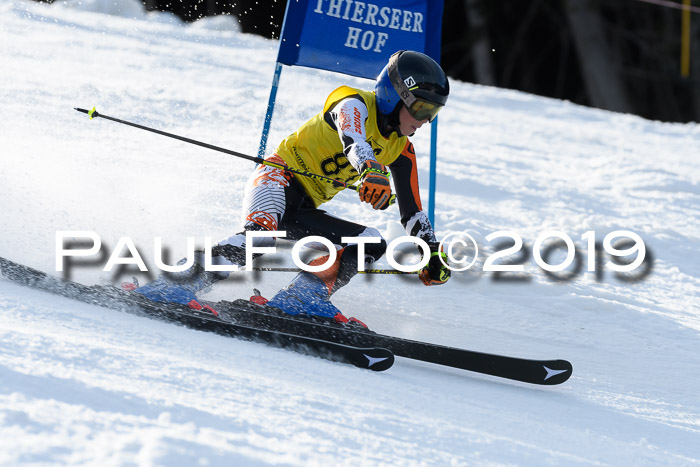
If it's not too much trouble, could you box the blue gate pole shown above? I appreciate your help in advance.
[428,116,438,228]
[258,62,284,158]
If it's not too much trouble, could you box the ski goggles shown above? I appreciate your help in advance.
[387,52,443,122]
[405,98,442,122]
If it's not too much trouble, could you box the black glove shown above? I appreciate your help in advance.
[358,160,392,210]
[419,242,451,286]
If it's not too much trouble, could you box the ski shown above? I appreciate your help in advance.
[208,299,573,385]
[0,257,394,372]
[0,256,572,384]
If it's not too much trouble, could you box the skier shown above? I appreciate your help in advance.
[135,50,452,325]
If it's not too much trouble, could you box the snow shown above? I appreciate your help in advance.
[1,0,700,464]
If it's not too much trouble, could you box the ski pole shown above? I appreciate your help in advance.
[75,107,395,204]
[250,267,418,275]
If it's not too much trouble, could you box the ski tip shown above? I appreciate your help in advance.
[541,360,573,385]
[362,349,395,372]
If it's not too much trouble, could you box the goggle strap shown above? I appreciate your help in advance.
[387,52,417,109]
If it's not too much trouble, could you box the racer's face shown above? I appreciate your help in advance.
[398,104,429,136]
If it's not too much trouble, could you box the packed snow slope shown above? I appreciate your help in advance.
[1,0,700,465]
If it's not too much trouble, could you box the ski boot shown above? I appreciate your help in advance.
[133,264,222,305]
[266,271,368,329]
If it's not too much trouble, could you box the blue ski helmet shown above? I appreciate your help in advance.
[375,50,449,122]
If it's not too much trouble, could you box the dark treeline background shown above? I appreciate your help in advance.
[135,0,700,122]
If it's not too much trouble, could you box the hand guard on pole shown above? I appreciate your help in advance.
[419,242,451,286]
[358,160,392,210]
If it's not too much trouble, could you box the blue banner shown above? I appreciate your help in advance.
[277,0,445,79]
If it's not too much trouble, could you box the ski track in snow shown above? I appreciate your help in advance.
[1,0,699,464]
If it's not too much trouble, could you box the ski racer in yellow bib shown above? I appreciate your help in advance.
[275,85,408,207]
[135,50,452,327]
